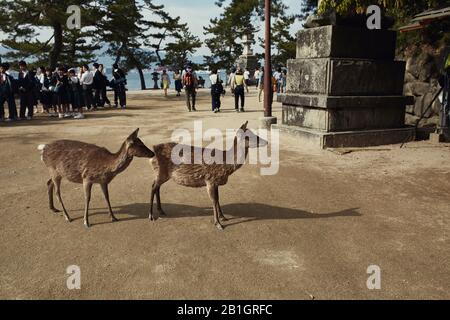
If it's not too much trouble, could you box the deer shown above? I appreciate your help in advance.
[148,121,268,230]
[38,129,155,228]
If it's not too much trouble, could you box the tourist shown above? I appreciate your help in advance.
[36,66,46,113]
[99,64,111,108]
[258,67,264,103]
[182,65,198,112]
[254,67,261,89]
[282,69,287,93]
[112,63,127,109]
[231,67,249,112]
[174,70,182,97]
[0,62,17,122]
[274,67,283,93]
[210,69,224,113]
[227,67,236,88]
[161,69,171,97]
[79,64,95,110]
[68,69,85,119]
[17,61,35,120]
[30,68,41,114]
[244,68,251,86]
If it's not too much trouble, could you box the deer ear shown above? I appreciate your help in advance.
[240,121,248,131]
[128,128,139,141]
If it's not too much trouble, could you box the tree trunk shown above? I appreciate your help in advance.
[49,22,63,69]
[137,66,146,90]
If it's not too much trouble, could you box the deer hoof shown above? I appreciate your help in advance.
[215,223,224,231]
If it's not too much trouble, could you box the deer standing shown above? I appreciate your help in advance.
[149,122,268,230]
[38,129,155,228]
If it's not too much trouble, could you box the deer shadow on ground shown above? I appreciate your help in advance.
[78,202,361,227]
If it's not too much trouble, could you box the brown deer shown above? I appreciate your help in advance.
[38,129,155,228]
[149,121,268,230]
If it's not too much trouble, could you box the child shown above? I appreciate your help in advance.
[68,69,84,119]
[17,61,34,120]
[53,66,70,118]
[0,62,17,122]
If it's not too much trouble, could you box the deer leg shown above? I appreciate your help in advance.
[47,179,60,213]
[83,180,93,228]
[53,177,71,222]
[215,186,228,222]
[149,181,156,221]
[207,183,224,230]
[101,183,118,223]
[155,185,166,216]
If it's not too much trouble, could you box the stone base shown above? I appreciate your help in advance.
[259,116,278,130]
[430,128,450,143]
[274,124,415,149]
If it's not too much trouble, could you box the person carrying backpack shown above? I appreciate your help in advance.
[210,69,225,113]
[231,67,249,112]
[182,65,198,112]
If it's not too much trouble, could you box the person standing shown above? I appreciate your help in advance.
[99,64,111,107]
[0,62,17,122]
[92,63,104,108]
[281,69,287,93]
[174,70,182,97]
[79,64,95,110]
[227,67,236,88]
[258,67,264,103]
[161,69,171,97]
[182,65,198,112]
[209,69,224,113]
[243,68,251,87]
[17,61,34,120]
[254,67,261,89]
[112,63,127,109]
[40,68,54,115]
[231,68,249,113]
[68,69,84,119]
[54,66,70,118]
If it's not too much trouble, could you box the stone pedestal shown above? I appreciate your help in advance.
[237,55,258,74]
[276,25,415,149]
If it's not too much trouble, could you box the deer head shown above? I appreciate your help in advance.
[236,121,268,149]
[125,129,155,158]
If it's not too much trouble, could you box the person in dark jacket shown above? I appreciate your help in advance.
[92,63,105,108]
[99,64,111,107]
[17,60,35,120]
[68,69,85,119]
[0,62,17,121]
[53,66,70,118]
[112,63,127,109]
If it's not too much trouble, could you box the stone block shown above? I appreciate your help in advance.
[282,104,406,132]
[287,58,405,96]
[296,26,396,60]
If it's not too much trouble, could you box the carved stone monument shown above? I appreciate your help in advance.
[275,25,415,148]
[236,32,258,74]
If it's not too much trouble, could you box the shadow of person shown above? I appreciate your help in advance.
[110,202,361,227]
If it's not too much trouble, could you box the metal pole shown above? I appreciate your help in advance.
[264,0,272,118]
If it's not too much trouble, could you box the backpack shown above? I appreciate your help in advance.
[184,71,195,88]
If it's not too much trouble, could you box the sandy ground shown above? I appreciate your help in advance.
[0,88,449,300]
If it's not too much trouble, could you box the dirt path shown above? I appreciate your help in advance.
[0,89,449,299]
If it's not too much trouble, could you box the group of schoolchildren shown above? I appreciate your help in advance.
[0,61,127,122]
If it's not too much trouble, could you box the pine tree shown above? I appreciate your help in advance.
[0,0,102,69]
[163,25,202,71]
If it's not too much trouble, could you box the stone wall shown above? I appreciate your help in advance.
[403,47,442,126]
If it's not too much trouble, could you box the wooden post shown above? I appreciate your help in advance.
[264,0,272,118]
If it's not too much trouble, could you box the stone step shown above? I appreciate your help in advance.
[274,124,415,149]
[287,58,406,96]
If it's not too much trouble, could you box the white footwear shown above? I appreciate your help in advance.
[63,113,71,118]
[73,113,85,119]
[58,113,64,119]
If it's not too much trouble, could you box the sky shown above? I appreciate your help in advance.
[0,0,306,59]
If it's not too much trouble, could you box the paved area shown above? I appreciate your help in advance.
[0,89,449,299]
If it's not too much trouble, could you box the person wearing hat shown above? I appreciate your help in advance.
[0,62,18,121]
[17,61,35,120]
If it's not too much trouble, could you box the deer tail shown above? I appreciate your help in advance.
[38,144,47,152]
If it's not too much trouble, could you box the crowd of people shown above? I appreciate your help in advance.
[1,59,289,122]
[0,61,127,122]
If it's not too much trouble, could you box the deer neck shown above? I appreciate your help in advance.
[111,142,133,175]
[224,137,249,174]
